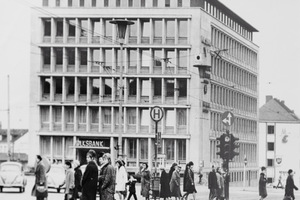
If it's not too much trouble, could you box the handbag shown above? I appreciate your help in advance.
[283,196,292,200]
[36,183,46,193]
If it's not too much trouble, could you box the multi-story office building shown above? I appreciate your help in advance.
[29,0,259,184]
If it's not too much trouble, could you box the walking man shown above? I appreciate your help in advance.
[208,165,218,200]
[285,169,298,200]
[82,150,98,200]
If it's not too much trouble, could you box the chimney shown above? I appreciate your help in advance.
[266,95,273,103]
[281,100,285,104]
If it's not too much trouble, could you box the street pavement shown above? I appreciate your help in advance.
[0,175,298,200]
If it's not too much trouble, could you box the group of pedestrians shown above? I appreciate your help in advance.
[208,165,229,200]
[159,161,197,200]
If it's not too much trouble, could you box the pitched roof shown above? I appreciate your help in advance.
[0,129,28,143]
[259,97,300,122]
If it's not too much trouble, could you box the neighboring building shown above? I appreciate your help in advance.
[0,129,29,164]
[259,95,300,186]
[30,0,259,185]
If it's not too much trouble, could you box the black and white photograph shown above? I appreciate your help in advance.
[1,0,300,199]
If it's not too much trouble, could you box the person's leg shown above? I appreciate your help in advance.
[127,192,132,200]
[133,193,137,200]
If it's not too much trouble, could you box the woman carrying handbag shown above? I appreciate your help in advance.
[31,155,48,200]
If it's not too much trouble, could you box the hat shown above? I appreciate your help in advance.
[73,160,80,168]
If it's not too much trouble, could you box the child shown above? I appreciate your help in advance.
[126,175,137,200]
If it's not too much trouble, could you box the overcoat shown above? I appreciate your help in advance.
[160,169,171,198]
[73,166,82,199]
[140,169,151,197]
[285,175,298,199]
[115,165,127,191]
[81,161,98,200]
[64,168,75,194]
[169,170,181,197]
[183,168,197,193]
[31,161,48,198]
[100,162,116,200]
[259,172,267,198]
[216,172,225,198]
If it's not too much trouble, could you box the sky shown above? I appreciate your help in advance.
[0,0,300,129]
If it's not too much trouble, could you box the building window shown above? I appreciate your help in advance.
[128,0,133,7]
[43,19,51,36]
[127,108,136,125]
[53,137,63,159]
[66,77,75,97]
[104,20,113,39]
[67,48,75,65]
[128,139,137,158]
[267,159,274,167]
[165,109,175,127]
[141,19,150,43]
[178,79,187,97]
[104,0,109,7]
[141,0,145,7]
[104,79,112,96]
[153,0,158,7]
[267,142,274,151]
[78,107,86,124]
[166,20,175,44]
[128,78,137,96]
[178,0,182,7]
[91,0,96,6]
[177,109,187,125]
[80,0,84,7]
[165,0,170,7]
[103,107,111,124]
[165,139,174,160]
[43,0,49,6]
[140,139,148,160]
[40,137,51,156]
[67,19,76,37]
[178,140,186,161]
[116,0,121,7]
[79,78,87,96]
[178,20,188,44]
[141,79,150,97]
[153,19,162,44]
[43,48,51,65]
[56,20,63,37]
[140,109,150,126]
[268,125,274,134]
[128,19,137,43]
[56,0,60,7]
[166,79,174,97]
[153,79,162,96]
[68,0,73,7]
[90,107,99,124]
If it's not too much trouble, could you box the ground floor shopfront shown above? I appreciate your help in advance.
[38,134,189,173]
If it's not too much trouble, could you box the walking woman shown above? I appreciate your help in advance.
[139,163,151,200]
[115,160,128,200]
[183,162,197,200]
[169,165,182,200]
[32,155,48,200]
[60,161,75,200]
[160,167,171,200]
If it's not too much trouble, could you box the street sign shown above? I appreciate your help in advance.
[221,111,235,126]
[150,106,164,122]
[156,132,162,147]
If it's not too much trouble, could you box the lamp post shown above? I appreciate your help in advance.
[243,155,247,190]
[109,19,134,159]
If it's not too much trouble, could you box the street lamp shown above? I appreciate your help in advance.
[243,155,248,190]
[109,19,134,159]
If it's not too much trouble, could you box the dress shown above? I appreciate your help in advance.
[116,166,127,192]
[100,162,116,200]
[169,170,181,197]
[81,161,98,200]
[259,172,267,198]
[183,168,197,193]
[140,169,151,197]
[160,169,171,198]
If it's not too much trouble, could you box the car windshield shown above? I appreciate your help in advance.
[1,164,21,172]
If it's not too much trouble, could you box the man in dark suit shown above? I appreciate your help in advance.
[82,150,98,200]
[285,169,298,200]
[208,165,218,200]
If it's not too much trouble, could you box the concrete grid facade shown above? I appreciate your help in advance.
[29,0,259,185]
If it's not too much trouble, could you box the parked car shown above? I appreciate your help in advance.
[0,161,27,193]
[46,164,65,193]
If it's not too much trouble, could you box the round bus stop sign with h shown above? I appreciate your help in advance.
[150,106,164,122]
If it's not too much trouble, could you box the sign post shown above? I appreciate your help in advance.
[150,106,164,200]
[220,111,235,200]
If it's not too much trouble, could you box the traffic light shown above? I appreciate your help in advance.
[229,134,239,160]
[216,135,225,159]
[223,133,231,160]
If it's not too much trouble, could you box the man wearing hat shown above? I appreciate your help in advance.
[285,169,298,200]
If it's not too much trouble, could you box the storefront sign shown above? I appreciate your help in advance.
[75,139,107,148]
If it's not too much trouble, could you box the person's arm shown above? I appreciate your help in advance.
[82,164,91,187]
[188,169,194,185]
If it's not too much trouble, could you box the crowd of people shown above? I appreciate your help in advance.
[31,153,299,200]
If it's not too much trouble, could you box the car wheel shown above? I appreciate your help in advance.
[19,187,22,193]
[0,187,3,192]
[57,188,60,193]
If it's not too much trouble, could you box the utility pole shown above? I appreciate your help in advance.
[7,75,11,161]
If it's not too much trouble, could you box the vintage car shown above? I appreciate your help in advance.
[0,162,27,192]
[46,164,65,193]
